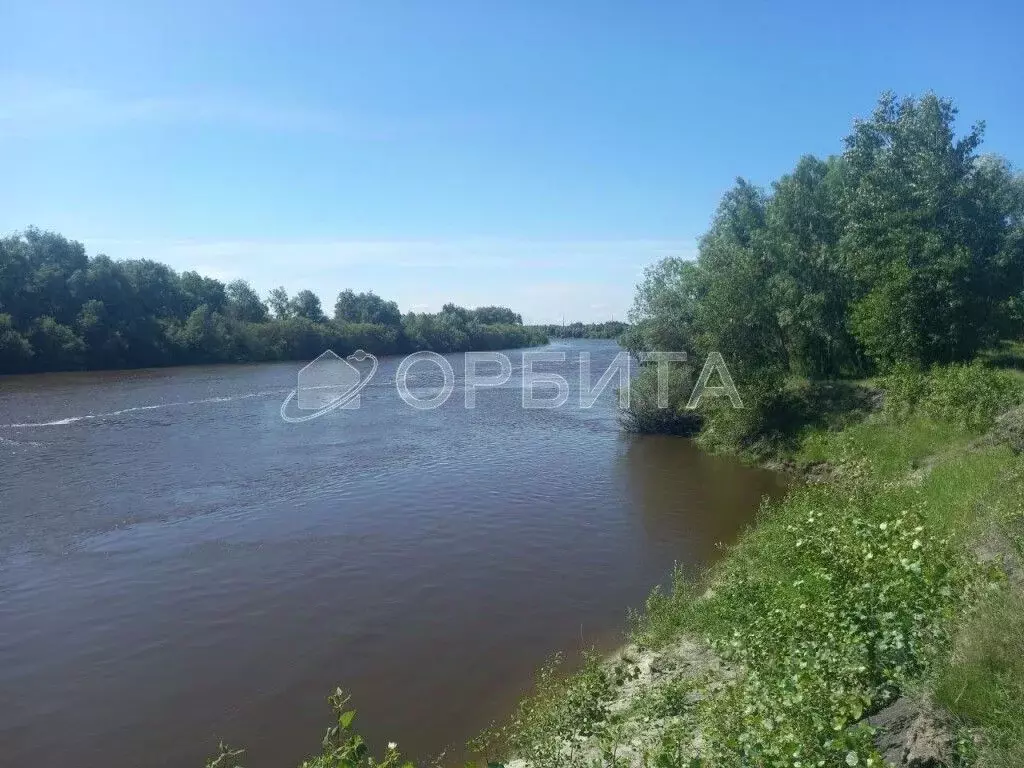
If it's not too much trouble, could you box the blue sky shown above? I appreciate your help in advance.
[3,1,1023,323]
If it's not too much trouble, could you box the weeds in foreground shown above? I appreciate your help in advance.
[636,481,970,767]
[486,477,972,767]
[700,485,967,766]
[932,456,1024,768]
[206,689,411,768]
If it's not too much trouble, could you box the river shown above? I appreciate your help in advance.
[0,339,784,767]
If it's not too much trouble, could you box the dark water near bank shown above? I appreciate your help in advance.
[0,339,784,768]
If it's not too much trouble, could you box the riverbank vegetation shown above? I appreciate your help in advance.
[479,92,1024,767]
[528,321,629,340]
[0,230,546,374]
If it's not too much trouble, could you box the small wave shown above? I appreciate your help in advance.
[0,389,286,429]
[0,434,42,447]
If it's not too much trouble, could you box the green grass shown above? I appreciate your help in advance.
[929,452,1024,768]
[916,447,1020,534]
[934,589,1024,768]
[798,413,976,480]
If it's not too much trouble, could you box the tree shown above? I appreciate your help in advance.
[290,290,326,323]
[175,305,233,362]
[225,280,269,323]
[76,299,126,368]
[840,91,1015,368]
[180,271,227,315]
[267,287,292,319]
[626,257,703,357]
[764,155,860,377]
[333,289,401,326]
[0,228,89,325]
[0,228,543,373]
[28,316,85,370]
[119,259,184,319]
[0,313,33,370]
[694,178,788,383]
[472,306,522,325]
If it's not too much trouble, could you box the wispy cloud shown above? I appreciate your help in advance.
[0,74,447,138]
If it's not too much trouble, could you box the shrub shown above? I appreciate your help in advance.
[994,407,1024,454]
[692,376,871,458]
[695,377,799,457]
[883,362,1024,432]
[620,364,702,435]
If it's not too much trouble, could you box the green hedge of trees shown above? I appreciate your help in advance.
[0,230,547,374]
[530,320,629,340]
[625,91,1024,384]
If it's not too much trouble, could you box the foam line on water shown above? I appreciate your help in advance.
[0,389,286,429]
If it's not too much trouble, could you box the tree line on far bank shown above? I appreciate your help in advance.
[0,230,546,374]
[624,91,1024,442]
[527,320,628,340]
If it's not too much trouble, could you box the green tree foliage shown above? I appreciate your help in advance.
[0,230,546,374]
[693,178,788,385]
[628,91,1024,385]
[623,258,701,357]
[472,305,522,325]
[0,313,33,369]
[181,271,227,315]
[267,287,292,319]
[534,320,628,340]
[290,289,327,323]
[766,155,858,376]
[403,303,545,353]
[225,280,269,323]
[841,92,1023,367]
[333,289,402,326]
[625,91,1024,444]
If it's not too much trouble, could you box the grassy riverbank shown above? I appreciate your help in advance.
[468,359,1024,768]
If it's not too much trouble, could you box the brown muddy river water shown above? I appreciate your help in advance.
[0,339,784,768]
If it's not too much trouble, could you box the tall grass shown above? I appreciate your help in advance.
[934,590,1024,768]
